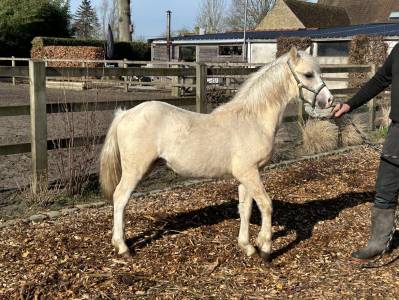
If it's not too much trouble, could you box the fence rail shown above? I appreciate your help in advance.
[0,97,196,117]
[0,59,378,193]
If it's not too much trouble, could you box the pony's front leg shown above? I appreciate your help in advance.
[236,169,273,262]
[112,176,135,256]
[237,184,256,256]
[254,191,273,261]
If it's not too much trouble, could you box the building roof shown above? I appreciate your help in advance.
[256,0,350,31]
[283,0,350,28]
[158,23,399,44]
[317,0,399,25]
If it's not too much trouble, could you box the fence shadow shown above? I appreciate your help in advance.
[126,191,375,258]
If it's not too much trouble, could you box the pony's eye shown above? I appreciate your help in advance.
[305,72,314,79]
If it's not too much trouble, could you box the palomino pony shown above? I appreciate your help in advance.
[100,47,333,261]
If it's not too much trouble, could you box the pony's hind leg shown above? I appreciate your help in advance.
[111,173,139,256]
[237,184,256,256]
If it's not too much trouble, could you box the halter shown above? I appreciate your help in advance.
[287,59,327,109]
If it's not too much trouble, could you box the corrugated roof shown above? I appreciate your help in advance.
[166,23,399,42]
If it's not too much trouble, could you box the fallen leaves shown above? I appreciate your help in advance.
[1,148,398,299]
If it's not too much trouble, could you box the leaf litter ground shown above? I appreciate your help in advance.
[1,147,399,299]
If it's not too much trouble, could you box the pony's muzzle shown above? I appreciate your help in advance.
[316,88,334,109]
[317,96,334,109]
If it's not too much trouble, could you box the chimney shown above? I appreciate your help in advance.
[166,10,171,61]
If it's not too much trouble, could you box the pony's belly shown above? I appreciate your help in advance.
[164,158,228,178]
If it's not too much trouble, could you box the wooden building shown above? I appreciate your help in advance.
[151,0,399,65]
[151,23,399,65]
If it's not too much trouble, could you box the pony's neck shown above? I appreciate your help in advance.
[213,58,298,136]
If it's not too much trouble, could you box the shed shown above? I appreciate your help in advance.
[150,23,399,65]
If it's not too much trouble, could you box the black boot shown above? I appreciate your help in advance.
[351,207,396,260]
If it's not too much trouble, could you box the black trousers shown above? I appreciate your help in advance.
[375,122,399,209]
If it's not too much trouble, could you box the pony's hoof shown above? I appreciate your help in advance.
[258,250,272,263]
[245,245,257,257]
[238,243,256,256]
[117,250,133,259]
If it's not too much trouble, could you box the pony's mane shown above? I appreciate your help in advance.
[212,51,317,116]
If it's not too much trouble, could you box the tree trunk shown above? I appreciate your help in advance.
[118,0,132,41]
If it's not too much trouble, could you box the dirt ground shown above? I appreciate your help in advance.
[1,147,399,299]
[0,81,194,193]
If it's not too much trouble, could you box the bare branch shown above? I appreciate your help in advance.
[226,0,276,30]
[196,0,227,33]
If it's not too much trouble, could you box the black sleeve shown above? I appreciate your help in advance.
[346,44,397,111]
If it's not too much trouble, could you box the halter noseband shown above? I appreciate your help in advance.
[287,59,326,108]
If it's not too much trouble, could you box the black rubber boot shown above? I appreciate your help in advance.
[351,207,396,260]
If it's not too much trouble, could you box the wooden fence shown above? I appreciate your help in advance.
[0,59,377,193]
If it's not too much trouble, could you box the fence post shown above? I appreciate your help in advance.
[368,64,376,131]
[123,58,129,92]
[196,63,207,113]
[11,56,16,85]
[171,65,181,97]
[29,60,48,194]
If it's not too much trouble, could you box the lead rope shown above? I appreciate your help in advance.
[331,104,398,268]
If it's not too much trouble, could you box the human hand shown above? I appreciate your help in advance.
[331,103,350,118]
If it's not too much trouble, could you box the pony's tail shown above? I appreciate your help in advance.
[100,108,127,201]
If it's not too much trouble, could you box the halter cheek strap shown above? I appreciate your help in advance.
[287,59,327,108]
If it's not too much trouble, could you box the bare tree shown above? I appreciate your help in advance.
[196,0,226,33]
[118,0,132,41]
[98,0,119,40]
[99,0,109,38]
[226,0,276,30]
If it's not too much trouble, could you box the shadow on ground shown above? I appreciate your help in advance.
[126,191,377,258]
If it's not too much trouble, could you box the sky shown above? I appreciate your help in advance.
[70,0,217,40]
[70,0,318,40]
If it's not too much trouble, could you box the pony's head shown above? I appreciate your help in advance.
[287,47,333,109]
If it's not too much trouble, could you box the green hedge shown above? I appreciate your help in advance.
[31,37,151,60]
[113,42,150,61]
[276,37,313,57]
[348,35,387,88]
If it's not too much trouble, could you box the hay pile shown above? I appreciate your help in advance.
[341,115,367,147]
[300,119,338,154]
[300,116,368,154]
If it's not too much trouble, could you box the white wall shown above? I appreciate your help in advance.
[249,43,277,63]
[387,40,399,54]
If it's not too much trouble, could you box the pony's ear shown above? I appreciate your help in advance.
[289,47,300,64]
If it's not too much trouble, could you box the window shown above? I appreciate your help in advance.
[318,42,349,57]
[219,45,242,56]
[389,12,399,20]
[179,46,196,62]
